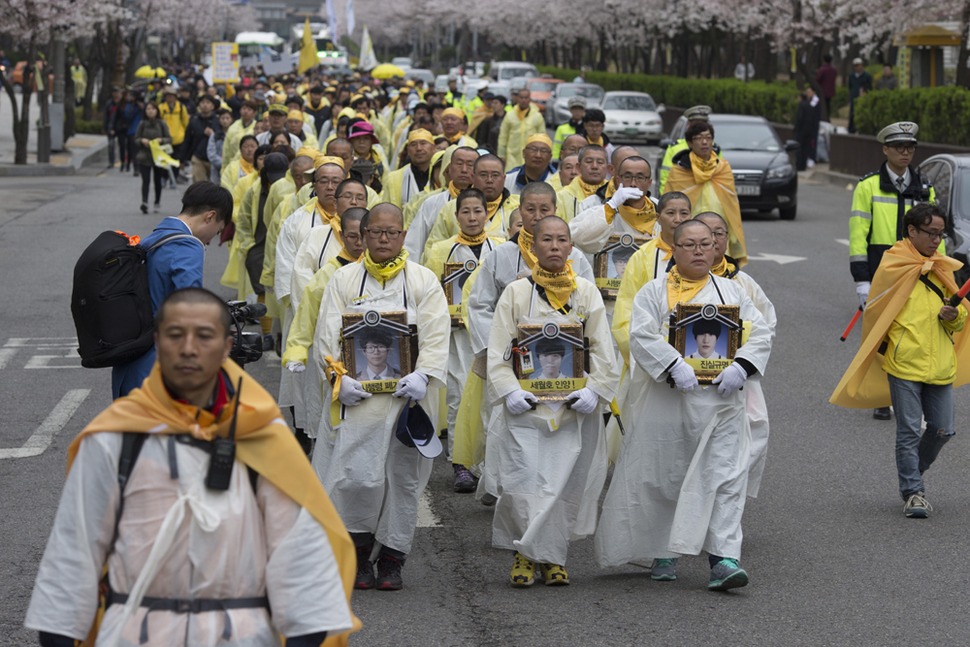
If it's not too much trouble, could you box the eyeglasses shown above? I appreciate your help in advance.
[342,233,361,242]
[692,135,714,143]
[709,229,728,239]
[476,171,504,180]
[338,192,366,203]
[523,146,551,155]
[889,144,917,153]
[675,241,715,251]
[314,177,342,186]
[618,173,651,184]
[364,228,404,240]
[363,344,388,353]
[915,226,947,241]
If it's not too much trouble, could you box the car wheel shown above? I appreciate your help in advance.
[779,205,797,220]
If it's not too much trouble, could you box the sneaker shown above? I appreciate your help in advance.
[708,558,749,591]
[375,552,405,591]
[539,563,570,586]
[903,492,932,519]
[355,546,375,590]
[509,552,535,588]
[650,558,678,581]
[261,334,274,353]
[873,407,892,420]
[140,203,148,214]
[453,464,477,493]
[153,203,160,214]
[480,492,498,507]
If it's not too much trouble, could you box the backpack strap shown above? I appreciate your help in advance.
[112,433,147,552]
[918,274,947,304]
[145,232,196,251]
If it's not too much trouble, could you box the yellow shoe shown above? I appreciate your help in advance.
[509,552,535,588]
[540,563,570,586]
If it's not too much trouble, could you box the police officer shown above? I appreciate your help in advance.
[553,97,587,160]
[849,121,935,420]
[658,105,717,192]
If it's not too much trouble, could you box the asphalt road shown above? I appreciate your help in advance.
[1,163,969,646]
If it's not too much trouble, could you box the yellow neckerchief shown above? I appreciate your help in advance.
[337,245,359,264]
[712,255,738,278]
[314,200,341,234]
[517,228,538,269]
[514,104,531,120]
[607,199,657,235]
[831,238,970,408]
[689,151,719,183]
[586,136,604,146]
[656,236,674,261]
[456,228,488,246]
[532,260,577,311]
[666,266,710,310]
[239,158,254,175]
[576,176,606,198]
[602,177,617,200]
[446,132,463,143]
[363,248,409,282]
[486,191,506,221]
[67,361,359,646]
[448,181,462,198]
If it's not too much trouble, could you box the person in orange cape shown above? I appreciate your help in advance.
[25,288,359,647]
[831,203,970,519]
[664,121,747,266]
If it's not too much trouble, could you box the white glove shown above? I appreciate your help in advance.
[285,361,306,373]
[566,387,599,414]
[338,376,372,406]
[606,185,644,210]
[505,389,538,415]
[855,281,870,309]
[712,362,748,396]
[669,359,698,392]
[393,372,429,400]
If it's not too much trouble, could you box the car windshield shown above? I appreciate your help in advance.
[714,122,780,152]
[603,95,656,111]
[957,172,970,217]
[529,81,558,92]
[499,67,535,80]
[560,85,605,100]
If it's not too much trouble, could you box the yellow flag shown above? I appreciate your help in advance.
[298,17,318,74]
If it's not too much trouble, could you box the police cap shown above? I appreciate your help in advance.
[877,121,919,145]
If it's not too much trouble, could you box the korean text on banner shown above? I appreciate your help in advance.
[211,42,240,84]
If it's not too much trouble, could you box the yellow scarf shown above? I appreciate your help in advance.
[607,200,657,235]
[337,245,359,264]
[448,181,462,198]
[457,229,489,246]
[315,200,341,234]
[666,266,709,310]
[514,105,531,120]
[447,132,463,144]
[712,256,737,278]
[656,236,674,261]
[831,238,970,408]
[363,248,409,282]
[486,192,506,221]
[533,260,577,310]
[517,228,538,269]
[576,176,606,199]
[239,158,254,176]
[586,136,604,146]
[689,151,719,183]
[68,362,360,647]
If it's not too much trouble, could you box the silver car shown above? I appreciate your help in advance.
[601,91,665,144]
[545,83,605,126]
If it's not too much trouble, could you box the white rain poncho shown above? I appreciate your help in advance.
[486,277,617,564]
[595,273,772,564]
[313,261,450,553]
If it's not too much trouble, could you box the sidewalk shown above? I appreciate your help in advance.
[0,91,108,176]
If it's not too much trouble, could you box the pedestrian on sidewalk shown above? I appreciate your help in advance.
[815,54,838,122]
[135,101,171,214]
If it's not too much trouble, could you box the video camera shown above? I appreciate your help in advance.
[227,300,266,368]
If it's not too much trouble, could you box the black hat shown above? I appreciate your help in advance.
[395,401,442,458]
[262,152,290,183]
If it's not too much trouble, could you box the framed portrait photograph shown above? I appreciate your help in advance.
[442,259,478,327]
[594,233,648,300]
[668,303,741,384]
[511,322,587,402]
[341,310,414,393]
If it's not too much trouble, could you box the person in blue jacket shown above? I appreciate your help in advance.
[110,181,233,398]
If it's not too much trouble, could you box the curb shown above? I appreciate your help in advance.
[0,136,109,177]
[804,169,858,192]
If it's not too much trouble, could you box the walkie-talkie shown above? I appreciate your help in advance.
[206,377,243,491]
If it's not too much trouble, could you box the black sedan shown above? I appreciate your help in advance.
[661,114,799,220]
[918,154,970,284]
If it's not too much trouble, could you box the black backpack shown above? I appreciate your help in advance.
[71,230,193,368]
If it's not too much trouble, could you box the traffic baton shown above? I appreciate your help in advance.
[840,306,863,342]
[949,276,970,307]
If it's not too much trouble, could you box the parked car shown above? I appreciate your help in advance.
[601,91,665,144]
[524,77,563,112]
[405,68,435,87]
[661,113,799,220]
[918,154,970,284]
[487,61,539,101]
[391,57,414,69]
[545,83,605,126]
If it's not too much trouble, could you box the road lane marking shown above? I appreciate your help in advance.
[24,348,84,369]
[0,348,16,369]
[836,238,849,246]
[0,389,90,459]
[416,490,441,527]
[746,252,806,265]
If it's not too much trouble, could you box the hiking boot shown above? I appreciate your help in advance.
[453,464,477,493]
[708,558,749,591]
[650,558,678,582]
[375,552,405,591]
[873,407,892,420]
[354,545,375,590]
[509,552,535,588]
[539,563,570,586]
[904,492,932,519]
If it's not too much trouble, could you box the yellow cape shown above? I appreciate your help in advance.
[830,239,970,408]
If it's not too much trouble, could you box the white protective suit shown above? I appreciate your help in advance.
[595,273,772,565]
[422,192,519,262]
[25,434,353,646]
[486,277,618,564]
[314,260,450,554]
[570,196,660,257]
[404,189,453,260]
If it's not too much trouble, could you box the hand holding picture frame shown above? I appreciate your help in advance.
[510,322,588,402]
[594,233,648,300]
[341,310,414,393]
[442,259,478,327]
[668,303,741,384]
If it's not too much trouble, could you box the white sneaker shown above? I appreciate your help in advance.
[903,493,931,519]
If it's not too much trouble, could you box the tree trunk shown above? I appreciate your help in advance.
[957,0,970,87]
[12,40,38,164]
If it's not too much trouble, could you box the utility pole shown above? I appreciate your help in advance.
[51,35,66,151]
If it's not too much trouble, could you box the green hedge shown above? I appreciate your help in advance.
[537,66,801,124]
[854,87,970,147]
[74,107,103,135]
